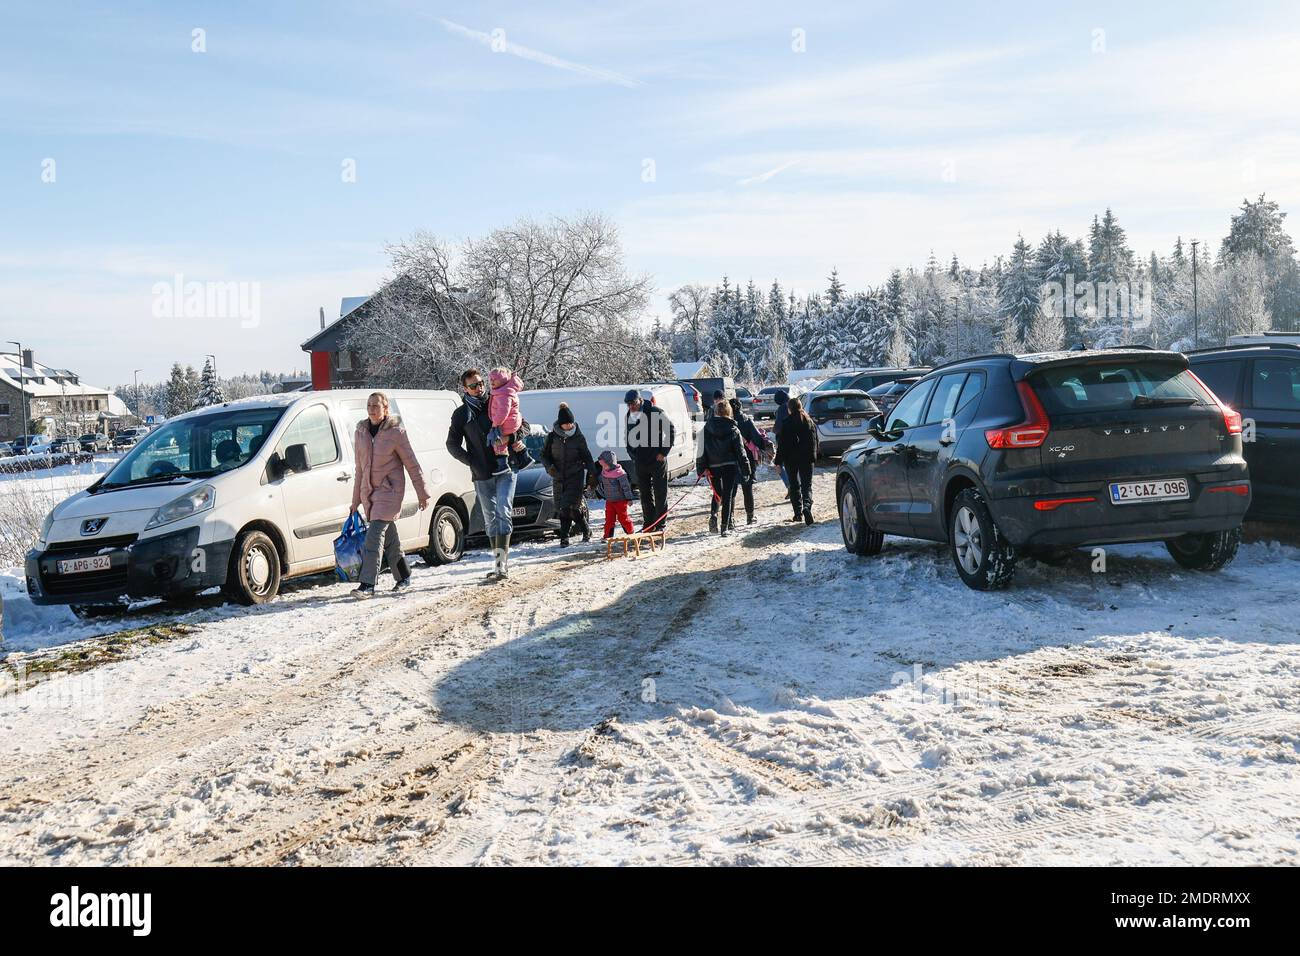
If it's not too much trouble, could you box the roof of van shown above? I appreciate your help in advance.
[159,388,461,421]
[520,384,678,396]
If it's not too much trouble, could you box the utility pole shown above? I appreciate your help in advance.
[950,295,960,357]
[133,368,142,425]
[1190,239,1200,348]
[7,340,27,439]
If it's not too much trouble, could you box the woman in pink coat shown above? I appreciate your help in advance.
[349,392,432,598]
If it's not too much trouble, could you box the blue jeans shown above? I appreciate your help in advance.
[475,470,518,538]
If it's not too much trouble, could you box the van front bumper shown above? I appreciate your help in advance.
[25,526,234,607]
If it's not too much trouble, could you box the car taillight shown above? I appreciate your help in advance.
[985,380,1051,449]
[1033,496,1096,511]
[1187,370,1243,435]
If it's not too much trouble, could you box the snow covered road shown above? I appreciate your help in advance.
[1,470,1298,865]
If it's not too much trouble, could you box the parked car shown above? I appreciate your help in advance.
[467,425,589,543]
[683,376,737,406]
[49,437,81,455]
[814,367,930,394]
[1189,341,1300,523]
[10,434,53,455]
[0,442,13,458]
[736,385,755,415]
[79,432,110,453]
[752,384,807,420]
[664,380,704,421]
[111,426,150,450]
[25,390,476,612]
[836,349,1250,590]
[519,383,695,487]
[807,390,881,458]
[866,376,922,415]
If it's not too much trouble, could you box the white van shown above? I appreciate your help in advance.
[25,389,475,611]
[518,383,695,483]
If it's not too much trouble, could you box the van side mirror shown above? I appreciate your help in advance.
[284,443,311,474]
[266,451,284,481]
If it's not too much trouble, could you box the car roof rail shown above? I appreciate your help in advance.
[924,353,1017,374]
[1187,342,1300,354]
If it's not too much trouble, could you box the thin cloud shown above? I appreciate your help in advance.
[738,160,797,186]
[438,18,644,88]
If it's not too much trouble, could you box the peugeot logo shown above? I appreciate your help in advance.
[81,517,108,536]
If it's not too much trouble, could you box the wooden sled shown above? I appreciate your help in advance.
[605,529,667,560]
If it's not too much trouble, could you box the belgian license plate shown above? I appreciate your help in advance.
[833,419,859,428]
[512,506,527,517]
[57,554,112,574]
[1109,478,1189,504]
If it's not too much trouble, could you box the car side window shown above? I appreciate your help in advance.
[924,373,968,425]
[1251,358,1300,411]
[887,379,936,432]
[1192,360,1242,406]
[277,404,340,467]
[956,371,985,413]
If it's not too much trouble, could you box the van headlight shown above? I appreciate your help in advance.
[144,484,216,531]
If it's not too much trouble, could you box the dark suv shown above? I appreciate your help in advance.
[836,349,1251,589]
[1188,342,1300,523]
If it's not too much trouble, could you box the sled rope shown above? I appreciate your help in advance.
[639,471,718,533]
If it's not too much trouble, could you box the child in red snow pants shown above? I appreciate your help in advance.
[604,499,634,537]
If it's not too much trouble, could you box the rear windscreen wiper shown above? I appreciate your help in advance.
[1133,395,1197,407]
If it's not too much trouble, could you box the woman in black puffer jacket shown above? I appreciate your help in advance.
[541,403,597,546]
[696,400,752,536]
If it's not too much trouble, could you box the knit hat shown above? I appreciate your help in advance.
[712,389,724,401]
[557,402,575,425]
[623,389,639,404]
[598,450,617,467]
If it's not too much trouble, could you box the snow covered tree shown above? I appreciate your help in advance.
[998,236,1042,349]
[193,358,225,409]
[668,283,711,361]
[1220,193,1300,328]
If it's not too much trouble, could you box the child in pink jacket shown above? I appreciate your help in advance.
[487,367,525,475]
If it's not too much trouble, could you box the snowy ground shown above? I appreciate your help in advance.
[0,469,1297,865]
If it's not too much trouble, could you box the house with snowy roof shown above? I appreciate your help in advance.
[0,349,118,441]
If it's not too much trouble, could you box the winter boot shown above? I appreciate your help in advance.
[486,535,504,581]
[577,513,591,543]
[804,509,815,526]
[709,514,719,533]
[498,538,511,578]
[352,583,374,600]
[559,517,570,548]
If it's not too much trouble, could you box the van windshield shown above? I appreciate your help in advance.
[99,406,287,489]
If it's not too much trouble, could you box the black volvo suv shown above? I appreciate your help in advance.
[836,349,1251,589]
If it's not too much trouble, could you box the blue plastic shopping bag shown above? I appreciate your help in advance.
[334,512,367,583]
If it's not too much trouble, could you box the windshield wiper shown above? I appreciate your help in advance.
[95,473,194,493]
[1133,394,1197,408]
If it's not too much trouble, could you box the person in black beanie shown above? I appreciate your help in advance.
[541,402,597,547]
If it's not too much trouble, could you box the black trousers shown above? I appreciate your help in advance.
[558,507,588,541]
[712,465,740,533]
[788,462,814,517]
[712,461,756,519]
[637,457,669,530]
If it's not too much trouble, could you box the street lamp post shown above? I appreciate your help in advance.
[6,340,27,440]
[133,368,142,425]
[950,295,960,357]
[1190,240,1200,348]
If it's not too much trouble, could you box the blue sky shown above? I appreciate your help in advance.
[4,0,1300,385]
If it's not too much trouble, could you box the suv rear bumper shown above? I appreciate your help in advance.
[988,470,1251,548]
[25,526,233,607]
